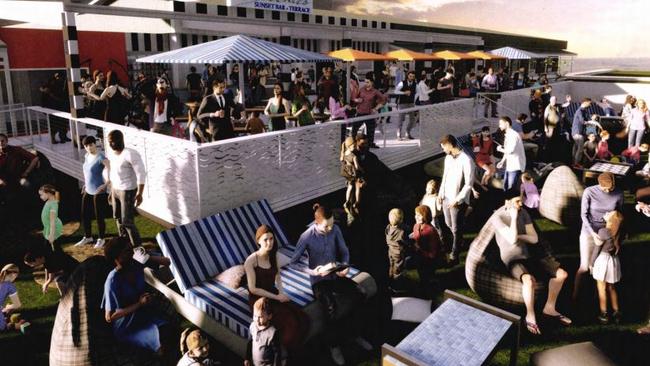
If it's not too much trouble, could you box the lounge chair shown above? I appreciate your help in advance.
[146,199,377,356]
[465,207,547,308]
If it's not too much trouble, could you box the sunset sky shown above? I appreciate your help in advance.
[332,0,650,58]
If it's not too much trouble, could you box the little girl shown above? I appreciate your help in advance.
[340,137,364,214]
[39,184,63,251]
[471,126,496,187]
[596,130,613,161]
[591,210,623,324]
[0,264,22,332]
[420,179,443,238]
[519,172,540,210]
[409,205,443,288]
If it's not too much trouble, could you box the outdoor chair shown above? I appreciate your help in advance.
[149,199,377,357]
[465,206,547,308]
[538,165,584,227]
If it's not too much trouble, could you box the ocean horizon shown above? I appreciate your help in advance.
[570,57,650,73]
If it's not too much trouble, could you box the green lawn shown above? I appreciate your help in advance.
[2,203,649,365]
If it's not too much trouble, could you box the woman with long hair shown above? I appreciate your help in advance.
[87,70,107,120]
[628,98,649,148]
[244,224,309,351]
[264,83,290,131]
[99,71,131,124]
[0,264,22,331]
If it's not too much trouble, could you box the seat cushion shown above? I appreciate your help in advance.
[185,266,360,339]
[157,199,293,292]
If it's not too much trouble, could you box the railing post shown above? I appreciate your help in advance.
[46,114,52,143]
[278,134,282,169]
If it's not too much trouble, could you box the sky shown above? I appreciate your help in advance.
[332,0,650,58]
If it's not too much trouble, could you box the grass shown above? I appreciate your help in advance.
[2,170,649,365]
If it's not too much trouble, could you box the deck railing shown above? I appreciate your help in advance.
[11,81,574,225]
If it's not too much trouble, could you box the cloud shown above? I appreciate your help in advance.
[331,0,650,58]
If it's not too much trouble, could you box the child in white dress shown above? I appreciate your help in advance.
[590,210,623,324]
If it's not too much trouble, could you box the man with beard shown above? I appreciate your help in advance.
[438,134,475,264]
[151,78,181,135]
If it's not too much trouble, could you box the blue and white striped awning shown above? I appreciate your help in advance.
[136,35,340,64]
[490,46,577,59]
[489,46,536,60]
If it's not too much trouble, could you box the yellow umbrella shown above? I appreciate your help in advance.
[433,50,477,60]
[328,48,397,61]
[384,49,444,61]
[467,50,507,60]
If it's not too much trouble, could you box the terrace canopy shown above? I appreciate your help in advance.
[466,50,506,60]
[328,48,397,102]
[489,46,535,60]
[433,50,477,60]
[384,49,443,61]
[136,35,341,105]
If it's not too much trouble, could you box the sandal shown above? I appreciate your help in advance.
[526,321,542,335]
[543,312,572,326]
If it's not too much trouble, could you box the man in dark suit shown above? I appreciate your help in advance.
[198,79,235,141]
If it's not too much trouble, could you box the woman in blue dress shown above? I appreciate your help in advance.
[101,237,166,353]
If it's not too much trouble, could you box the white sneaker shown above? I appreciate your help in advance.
[93,238,105,249]
[329,346,345,366]
[74,237,93,246]
[354,336,373,351]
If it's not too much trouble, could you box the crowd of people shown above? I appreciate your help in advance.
[37,60,556,148]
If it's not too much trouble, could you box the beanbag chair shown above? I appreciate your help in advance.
[539,166,584,226]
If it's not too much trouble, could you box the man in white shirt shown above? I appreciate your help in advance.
[438,135,475,263]
[107,129,146,247]
[481,67,499,118]
[497,116,526,193]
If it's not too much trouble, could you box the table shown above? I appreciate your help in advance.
[382,291,520,366]
[583,160,633,187]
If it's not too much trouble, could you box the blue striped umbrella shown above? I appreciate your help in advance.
[136,34,340,64]
[489,46,536,60]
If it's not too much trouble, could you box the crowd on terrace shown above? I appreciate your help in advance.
[2,58,650,365]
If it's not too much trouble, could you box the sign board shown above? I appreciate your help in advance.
[227,0,312,14]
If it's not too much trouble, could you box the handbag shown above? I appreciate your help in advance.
[459,88,470,97]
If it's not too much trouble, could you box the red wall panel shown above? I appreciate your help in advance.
[0,28,129,82]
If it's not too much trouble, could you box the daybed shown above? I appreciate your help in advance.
[145,199,377,356]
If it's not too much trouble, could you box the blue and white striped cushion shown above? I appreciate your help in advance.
[185,266,362,339]
[565,102,606,124]
[157,199,293,293]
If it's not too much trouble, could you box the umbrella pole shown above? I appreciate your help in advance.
[346,62,351,104]
[239,62,245,106]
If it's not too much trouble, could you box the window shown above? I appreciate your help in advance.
[181,34,188,47]
[196,3,207,14]
[202,35,208,43]
[302,14,309,22]
[144,34,151,51]
[315,15,322,24]
[173,1,185,12]
[237,7,247,17]
[328,16,335,25]
[191,34,198,45]
[156,34,164,51]
[362,20,368,27]
[217,5,227,16]
[351,19,357,26]
[340,18,347,26]
[372,21,377,28]
[300,39,305,49]
[381,22,387,29]
[255,9,264,19]
[130,33,139,51]
[287,12,295,22]
[272,11,280,20]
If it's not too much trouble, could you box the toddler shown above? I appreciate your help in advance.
[178,328,220,366]
[409,205,443,287]
[596,130,613,160]
[582,133,598,166]
[590,211,623,324]
[420,179,443,238]
[385,208,407,283]
[519,172,540,210]
[245,297,285,366]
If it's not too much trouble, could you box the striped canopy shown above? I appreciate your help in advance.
[384,49,443,61]
[433,50,477,60]
[466,50,506,60]
[489,46,536,60]
[328,48,396,61]
[136,35,341,64]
